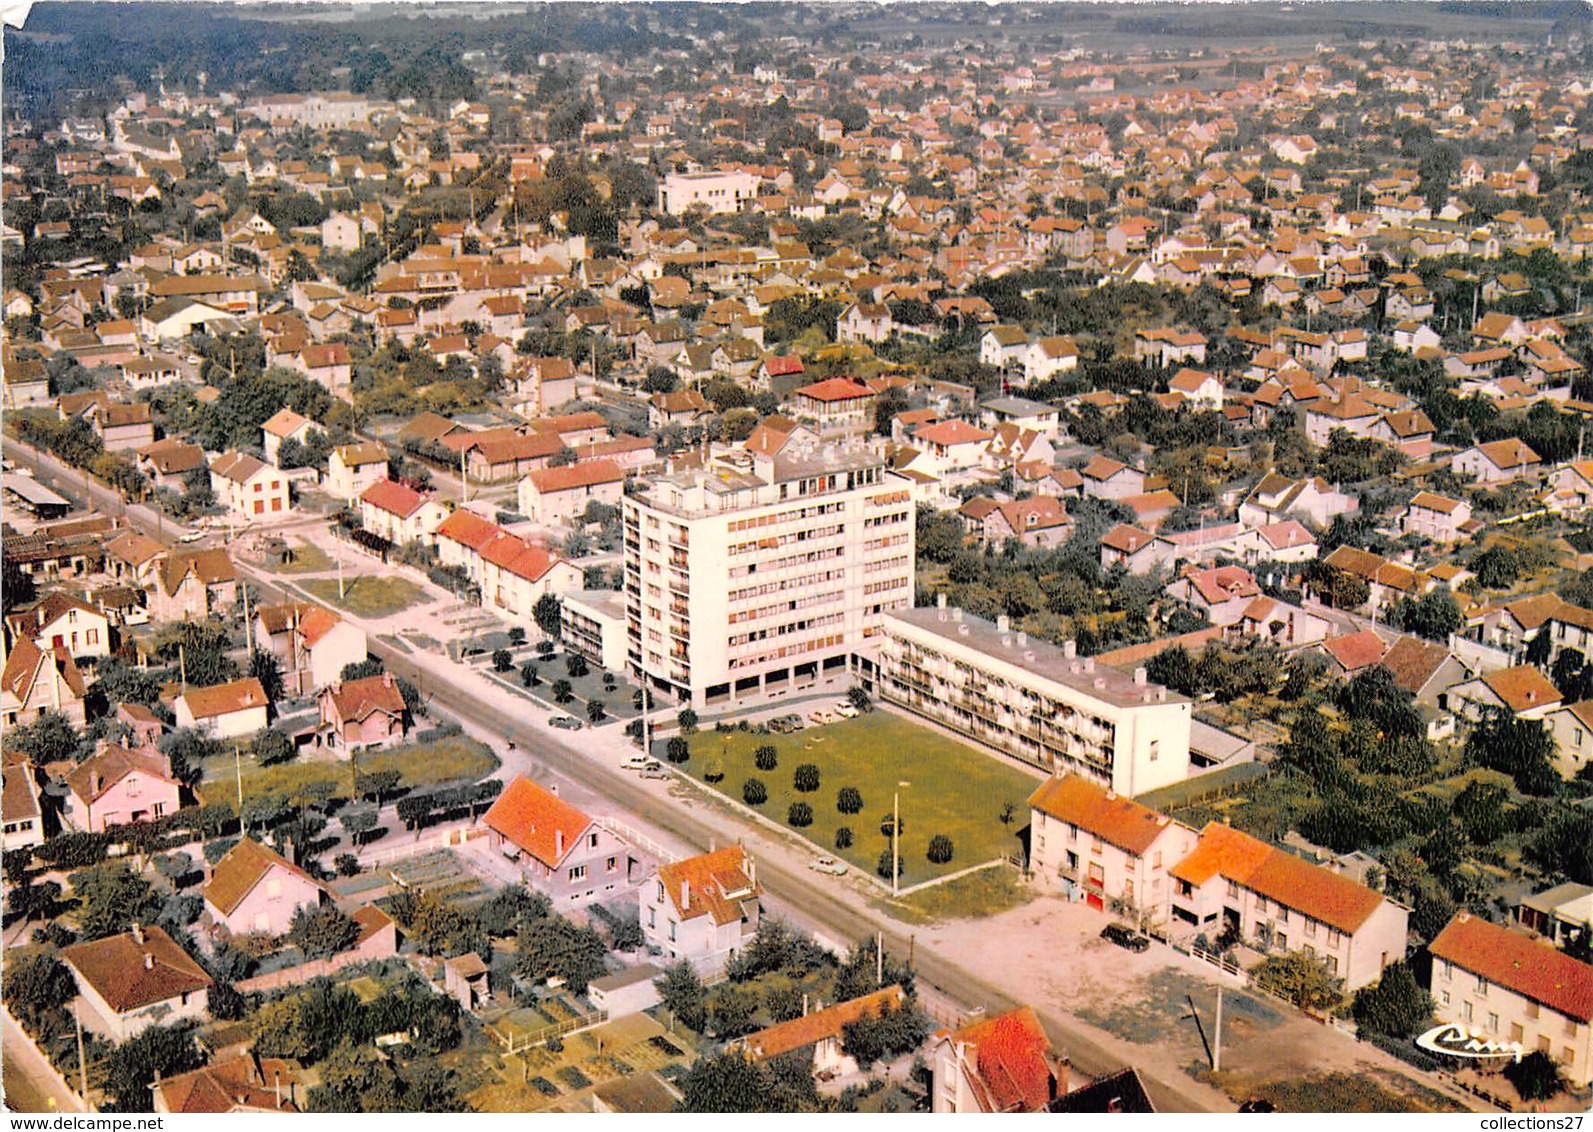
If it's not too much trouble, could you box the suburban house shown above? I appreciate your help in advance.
[1027,773,1198,926]
[317,672,409,753]
[518,459,627,525]
[640,846,763,975]
[203,836,332,937]
[173,676,270,739]
[1399,492,1475,544]
[1451,438,1543,485]
[1080,456,1145,500]
[327,442,391,504]
[254,602,367,696]
[483,776,645,905]
[1237,474,1357,528]
[788,376,877,429]
[148,548,236,621]
[260,408,321,468]
[3,749,44,849]
[136,438,207,493]
[60,924,212,1040]
[1,636,87,730]
[153,1052,305,1114]
[734,985,906,1077]
[1449,664,1562,722]
[932,1006,1067,1113]
[1429,911,1593,1088]
[61,742,182,833]
[1515,883,1593,950]
[358,479,450,548]
[210,451,290,521]
[5,591,111,662]
[1168,821,1410,990]
[1548,701,1593,780]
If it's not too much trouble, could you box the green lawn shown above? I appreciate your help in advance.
[303,575,429,618]
[224,735,499,809]
[667,711,1038,888]
[267,538,333,574]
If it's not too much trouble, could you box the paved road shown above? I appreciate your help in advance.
[2,1010,85,1114]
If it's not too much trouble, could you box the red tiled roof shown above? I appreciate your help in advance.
[61,925,213,1013]
[949,1006,1057,1114]
[65,743,176,804]
[360,478,429,519]
[1322,630,1387,672]
[1431,912,1593,1022]
[656,846,760,926]
[435,509,501,550]
[916,420,993,446]
[178,677,268,719]
[1028,774,1173,857]
[1481,665,1561,714]
[323,673,405,724]
[203,836,327,916]
[741,986,903,1060]
[527,459,625,494]
[1171,823,1385,934]
[793,376,876,403]
[483,776,594,868]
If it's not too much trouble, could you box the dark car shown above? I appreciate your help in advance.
[1100,923,1151,952]
[548,715,584,730]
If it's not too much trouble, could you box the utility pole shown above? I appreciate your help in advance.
[235,744,244,813]
[74,1002,90,1109]
[892,788,901,895]
[178,642,187,689]
[1214,986,1224,1073]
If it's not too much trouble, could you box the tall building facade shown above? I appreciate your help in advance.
[623,444,915,708]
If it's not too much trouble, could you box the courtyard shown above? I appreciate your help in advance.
[664,710,1040,888]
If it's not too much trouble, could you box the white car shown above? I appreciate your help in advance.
[620,754,655,772]
[833,701,859,718]
[178,530,206,544]
[808,708,837,725]
[808,855,848,876]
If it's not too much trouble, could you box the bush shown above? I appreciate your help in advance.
[252,726,295,767]
[754,744,778,771]
[880,816,905,838]
[704,759,725,783]
[335,853,361,877]
[677,708,699,734]
[743,778,767,806]
[788,802,813,827]
[835,827,853,850]
[492,649,513,672]
[876,849,895,880]
[793,763,820,792]
[1504,1050,1566,1101]
[520,662,539,687]
[508,627,526,647]
[837,786,863,814]
[927,835,954,864]
[666,736,690,763]
[565,653,589,678]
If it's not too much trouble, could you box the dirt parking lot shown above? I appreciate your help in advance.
[926,892,1473,1111]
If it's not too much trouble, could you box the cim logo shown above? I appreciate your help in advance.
[1415,1023,1524,1062]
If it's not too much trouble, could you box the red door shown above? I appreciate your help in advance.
[1086,892,1104,912]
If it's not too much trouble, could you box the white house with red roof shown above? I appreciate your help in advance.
[1451,438,1542,485]
[1169,821,1408,989]
[318,671,408,752]
[1429,910,1593,1086]
[912,419,994,474]
[518,458,626,524]
[931,1006,1068,1113]
[203,837,331,937]
[483,776,645,904]
[61,924,213,1040]
[211,451,289,521]
[1028,774,1198,924]
[254,601,367,696]
[788,376,877,429]
[173,676,270,740]
[358,478,449,548]
[640,846,763,975]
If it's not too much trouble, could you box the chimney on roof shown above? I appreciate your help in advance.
[937,592,947,611]
[951,606,962,622]
[1134,667,1148,686]
[1064,639,1077,659]
[131,923,144,945]
[1084,658,1095,673]
[997,614,1011,634]
[1017,631,1027,648]
[681,879,690,909]
[555,828,564,857]
[144,951,155,971]
[383,671,393,687]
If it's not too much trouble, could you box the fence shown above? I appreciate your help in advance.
[594,816,675,864]
[361,825,484,868]
[486,1007,610,1056]
[1182,943,1244,978]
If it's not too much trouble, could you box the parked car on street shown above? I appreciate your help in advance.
[620,753,654,770]
[549,715,584,731]
[1100,923,1151,952]
[833,701,859,718]
[808,855,849,876]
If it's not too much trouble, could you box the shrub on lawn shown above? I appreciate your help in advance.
[794,763,820,792]
[552,679,574,704]
[666,736,690,763]
[880,816,905,838]
[335,853,361,877]
[743,778,767,806]
[507,627,526,647]
[565,653,590,678]
[835,827,853,850]
[677,708,699,734]
[837,786,863,814]
[492,649,513,672]
[520,662,540,687]
[788,802,813,827]
[876,849,894,880]
[704,759,725,783]
[927,835,954,864]
[754,744,778,771]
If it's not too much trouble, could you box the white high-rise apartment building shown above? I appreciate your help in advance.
[623,443,915,708]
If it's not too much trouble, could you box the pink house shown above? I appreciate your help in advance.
[62,743,182,832]
[317,672,408,753]
[203,837,331,938]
